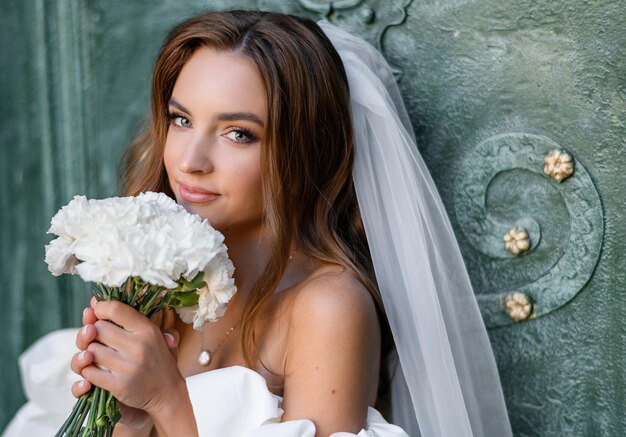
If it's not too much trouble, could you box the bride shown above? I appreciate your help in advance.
[4,10,512,437]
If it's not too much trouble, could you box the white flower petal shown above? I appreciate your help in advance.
[44,238,78,275]
[45,191,237,313]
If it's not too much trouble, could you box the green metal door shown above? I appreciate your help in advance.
[2,1,624,435]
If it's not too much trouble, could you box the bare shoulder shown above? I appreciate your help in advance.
[289,265,378,329]
[280,265,381,435]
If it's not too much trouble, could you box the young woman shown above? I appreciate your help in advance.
[5,10,512,437]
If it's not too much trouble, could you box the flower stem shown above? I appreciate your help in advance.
[95,386,107,426]
[140,288,161,313]
[55,393,83,437]
[129,279,142,306]
[84,386,99,431]
[61,392,88,436]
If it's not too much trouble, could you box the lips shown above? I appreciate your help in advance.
[178,181,220,203]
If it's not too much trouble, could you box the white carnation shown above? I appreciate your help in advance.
[72,228,136,287]
[137,191,185,214]
[45,192,236,327]
[44,236,78,276]
[175,251,236,329]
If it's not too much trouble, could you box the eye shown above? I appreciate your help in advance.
[224,128,257,144]
[167,112,192,128]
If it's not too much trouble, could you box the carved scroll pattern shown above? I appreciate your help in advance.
[454,133,603,327]
[297,0,412,52]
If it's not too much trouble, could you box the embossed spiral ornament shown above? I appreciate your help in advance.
[503,292,535,321]
[504,227,530,255]
[454,133,604,327]
[544,149,574,182]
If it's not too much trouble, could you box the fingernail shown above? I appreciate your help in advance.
[163,333,175,345]
[82,308,88,318]
[79,351,87,361]
[82,325,90,336]
[79,380,86,389]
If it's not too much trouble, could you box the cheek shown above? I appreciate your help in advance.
[232,156,263,207]
[247,170,264,207]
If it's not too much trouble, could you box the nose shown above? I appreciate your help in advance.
[177,133,214,174]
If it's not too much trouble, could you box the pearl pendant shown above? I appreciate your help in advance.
[198,350,211,366]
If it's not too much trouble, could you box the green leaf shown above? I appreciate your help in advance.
[169,290,200,308]
[176,271,206,292]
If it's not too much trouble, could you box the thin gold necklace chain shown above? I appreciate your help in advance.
[198,251,297,366]
[198,319,241,366]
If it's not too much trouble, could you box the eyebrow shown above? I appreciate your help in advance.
[215,112,265,127]
[168,98,265,127]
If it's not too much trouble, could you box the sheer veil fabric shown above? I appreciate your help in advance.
[319,22,513,437]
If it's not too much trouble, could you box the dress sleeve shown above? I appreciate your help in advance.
[2,328,80,437]
[238,408,408,437]
[185,366,409,437]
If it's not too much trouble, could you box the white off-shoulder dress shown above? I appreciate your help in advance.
[3,329,409,437]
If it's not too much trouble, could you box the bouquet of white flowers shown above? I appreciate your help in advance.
[45,191,236,437]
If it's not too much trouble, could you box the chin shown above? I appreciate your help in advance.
[178,202,216,221]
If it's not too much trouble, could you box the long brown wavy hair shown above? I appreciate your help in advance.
[121,10,393,409]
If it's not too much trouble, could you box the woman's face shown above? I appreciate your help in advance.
[164,47,266,235]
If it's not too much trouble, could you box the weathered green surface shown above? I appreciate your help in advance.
[0,0,94,427]
[384,1,625,435]
[453,133,603,327]
[1,0,624,435]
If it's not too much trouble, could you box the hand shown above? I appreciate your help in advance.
[71,297,181,429]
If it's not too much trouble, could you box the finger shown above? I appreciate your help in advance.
[162,329,179,349]
[71,379,92,398]
[81,364,115,393]
[93,300,151,332]
[87,341,124,371]
[163,329,179,360]
[71,350,93,375]
[90,296,97,308]
[92,319,133,352]
[82,307,97,325]
[76,324,97,350]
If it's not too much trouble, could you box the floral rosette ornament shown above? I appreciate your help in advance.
[45,191,236,437]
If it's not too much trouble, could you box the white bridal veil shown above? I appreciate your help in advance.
[319,21,513,437]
